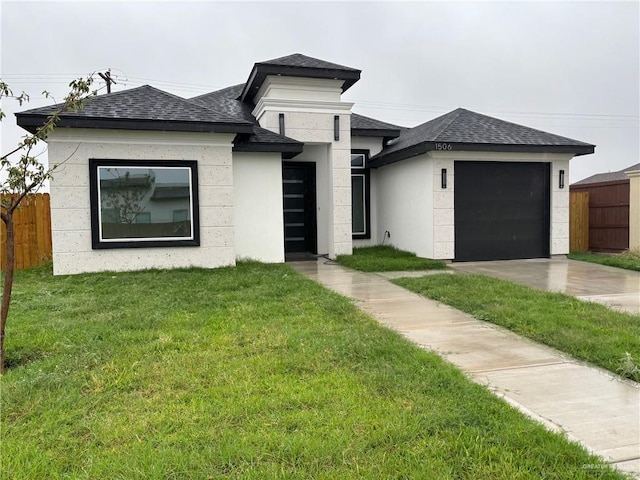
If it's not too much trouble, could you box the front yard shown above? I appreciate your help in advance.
[0,263,627,479]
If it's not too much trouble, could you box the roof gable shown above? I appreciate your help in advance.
[239,53,361,102]
[16,85,253,134]
[371,108,595,166]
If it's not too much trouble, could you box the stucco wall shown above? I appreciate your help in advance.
[375,155,434,258]
[233,152,284,263]
[46,129,236,275]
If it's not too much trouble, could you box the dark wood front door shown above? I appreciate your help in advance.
[283,162,316,257]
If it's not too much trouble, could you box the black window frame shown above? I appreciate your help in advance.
[351,149,371,240]
[89,159,200,249]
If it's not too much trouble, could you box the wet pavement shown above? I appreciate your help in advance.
[290,259,640,478]
[449,257,640,315]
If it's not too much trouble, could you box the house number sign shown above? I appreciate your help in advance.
[434,143,453,151]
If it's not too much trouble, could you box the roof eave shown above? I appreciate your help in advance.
[370,142,596,168]
[15,114,254,135]
[351,128,402,138]
[232,141,303,159]
[240,64,361,103]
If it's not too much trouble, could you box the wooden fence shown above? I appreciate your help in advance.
[569,191,589,252]
[0,193,52,270]
[570,180,630,252]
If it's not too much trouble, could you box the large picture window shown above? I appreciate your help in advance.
[351,150,370,239]
[89,159,200,249]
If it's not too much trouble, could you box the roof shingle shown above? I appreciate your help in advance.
[16,85,253,134]
[371,108,595,166]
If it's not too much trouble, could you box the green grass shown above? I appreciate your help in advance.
[393,273,640,382]
[1,263,627,479]
[569,249,640,271]
[336,245,448,272]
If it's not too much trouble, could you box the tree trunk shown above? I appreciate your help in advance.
[1,213,15,374]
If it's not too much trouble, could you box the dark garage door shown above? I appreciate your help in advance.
[454,161,550,262]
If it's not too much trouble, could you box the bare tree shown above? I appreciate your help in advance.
[0,77,97,373]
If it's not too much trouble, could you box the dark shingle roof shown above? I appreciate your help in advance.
[371,108,595,167]
[190,84,304,158]
[259,54,360,72]
[16,85,253,134]
[351,113,403,138]
[190,84,253,122]
[240,53,361,102]
[572,163,640,185]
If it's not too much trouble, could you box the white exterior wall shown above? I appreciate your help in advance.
[46,129,236,275]
[233,152,284,263]
[550,157,571,255]
[375,155,434,258]
[351,137,385,248]
[375,151,574,260]
[253,76,354,258]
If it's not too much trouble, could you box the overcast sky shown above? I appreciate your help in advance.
[1,0,638,183]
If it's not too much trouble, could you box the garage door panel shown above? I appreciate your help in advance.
[454,161,550,262]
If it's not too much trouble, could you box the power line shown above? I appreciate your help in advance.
[3,72,638,122]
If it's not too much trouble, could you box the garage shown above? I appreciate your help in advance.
[454,161,551,262]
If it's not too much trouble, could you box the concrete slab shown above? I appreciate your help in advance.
[450,258,640,315]
[402,322,565,372]
[290,259,640,477]
[473,363,639,463]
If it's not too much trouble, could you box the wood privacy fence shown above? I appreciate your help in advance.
[570,180,630,252]
[0,193,52,270]
[569,191,589,252]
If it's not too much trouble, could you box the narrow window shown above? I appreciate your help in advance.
[279,113,285,136]
[351,150,370,239]
[89,159,200,249]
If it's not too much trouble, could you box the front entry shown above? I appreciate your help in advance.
[283,162,317,260]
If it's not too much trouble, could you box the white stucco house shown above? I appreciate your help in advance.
[16,54,595,275]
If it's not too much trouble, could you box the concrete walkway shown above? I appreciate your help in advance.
[450,257,640,315]
[290,259,640,478]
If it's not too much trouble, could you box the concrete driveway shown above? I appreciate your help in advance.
[450,257,640,315]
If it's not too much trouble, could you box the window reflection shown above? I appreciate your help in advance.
[98,166,193,241]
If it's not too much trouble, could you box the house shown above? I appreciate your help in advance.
[16,54,595,275]
[570,163,640,252]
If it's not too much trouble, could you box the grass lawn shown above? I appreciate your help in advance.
[568,250,640,272]
[393,273,640,382]
[1,263,627,479]
[336,245,448,272]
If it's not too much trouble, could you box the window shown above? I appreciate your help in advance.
[351,150,370,239]
[89,159,200,249]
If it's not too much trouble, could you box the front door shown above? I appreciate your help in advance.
[282,162,317,258]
